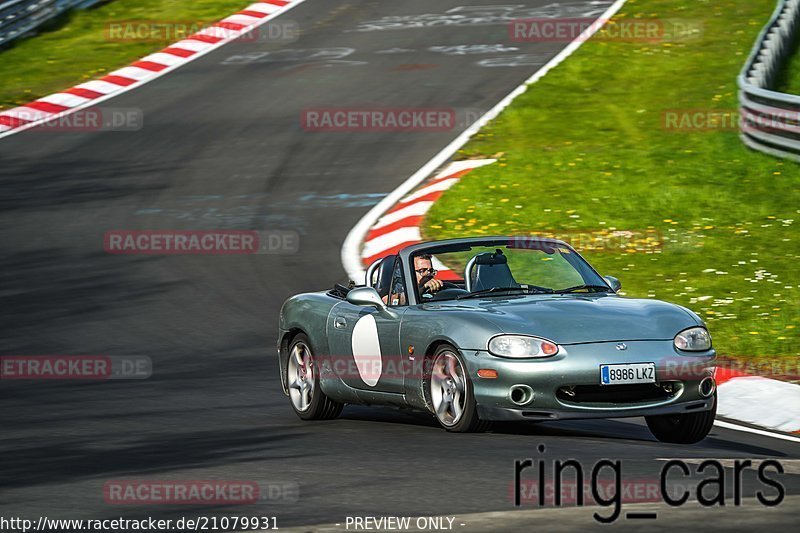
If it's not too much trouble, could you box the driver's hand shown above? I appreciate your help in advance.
[423,278,443,293]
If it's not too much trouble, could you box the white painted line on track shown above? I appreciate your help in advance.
[713,420,800,444]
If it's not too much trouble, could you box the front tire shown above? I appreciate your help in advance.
[286,333,343,420]
[645,393,716,444]
[426,345,489,433]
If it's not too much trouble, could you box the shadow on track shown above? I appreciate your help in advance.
[0,427,303,490]
[335,405,791,456]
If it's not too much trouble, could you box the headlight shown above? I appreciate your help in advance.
[488,335,559,358]
[674,327,712,352]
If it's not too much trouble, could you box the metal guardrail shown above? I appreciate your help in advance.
[738,0,800,161]
[0,0,105,47]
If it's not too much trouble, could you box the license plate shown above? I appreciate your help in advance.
[600,363,656,385]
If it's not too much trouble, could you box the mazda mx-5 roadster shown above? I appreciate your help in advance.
[277,236,717,443]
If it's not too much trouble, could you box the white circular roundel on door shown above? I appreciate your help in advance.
[351,314,382,387]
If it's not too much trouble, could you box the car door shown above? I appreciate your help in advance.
[326,259,408,393]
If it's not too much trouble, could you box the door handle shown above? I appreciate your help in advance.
[334,316,347,329]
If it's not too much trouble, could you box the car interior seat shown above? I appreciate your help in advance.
[372,255,397,298]
[466,250,519,292]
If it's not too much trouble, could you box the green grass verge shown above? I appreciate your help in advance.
[424,0,799,360]
[0,0,253,110]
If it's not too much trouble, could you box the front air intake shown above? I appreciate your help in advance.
[509,384,534,406]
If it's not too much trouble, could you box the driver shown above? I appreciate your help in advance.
[381,254,444,306]
[415,254,443,297]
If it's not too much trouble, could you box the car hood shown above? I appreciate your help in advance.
[429,294,700,344]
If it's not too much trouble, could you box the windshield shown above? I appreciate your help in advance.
[410,241,609,302]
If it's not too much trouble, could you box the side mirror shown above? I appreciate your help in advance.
[346,287,387,309]
[604,275,622,293]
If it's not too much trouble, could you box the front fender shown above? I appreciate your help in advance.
[400,309,504,409]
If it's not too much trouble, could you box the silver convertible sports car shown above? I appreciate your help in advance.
[278,237,718,443]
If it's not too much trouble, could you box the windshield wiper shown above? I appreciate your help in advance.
[456,285,553,300]
[556,284,612,294]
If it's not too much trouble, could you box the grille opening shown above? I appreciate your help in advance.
[684,401,708,411]
[522,411,557,419]
[557,382,679,405]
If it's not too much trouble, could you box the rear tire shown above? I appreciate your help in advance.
[645,393,716,444]
[426,344,490,433]
[286,333,343,421]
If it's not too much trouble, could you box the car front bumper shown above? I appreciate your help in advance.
[463,340,716,421]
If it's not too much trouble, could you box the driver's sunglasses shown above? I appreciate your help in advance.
[415,268,437,275]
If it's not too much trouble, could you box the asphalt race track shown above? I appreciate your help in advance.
[1,0,798,529]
